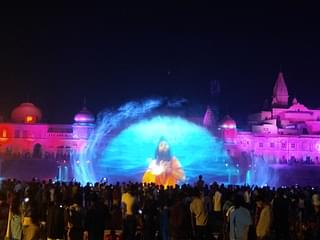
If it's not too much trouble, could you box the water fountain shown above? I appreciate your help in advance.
[72,98,239,185]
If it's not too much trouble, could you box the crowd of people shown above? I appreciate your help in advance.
[0,176,319,240]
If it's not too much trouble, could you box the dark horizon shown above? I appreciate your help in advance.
[1,3,320,125]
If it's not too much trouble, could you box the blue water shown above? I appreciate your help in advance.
[247,157,279,187]
[72,99,238,184]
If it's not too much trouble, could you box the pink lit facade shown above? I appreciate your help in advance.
[1,72,319,171]
[219,72,320,165]
[0,104,94,162]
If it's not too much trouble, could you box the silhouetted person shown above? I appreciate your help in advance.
[0,193,9,239]
[85,196,108,240]
[46,196,65,240]
[169,193,190,240]
[196,175,204,190]
[67,200,84,240]
[272,188,290,240]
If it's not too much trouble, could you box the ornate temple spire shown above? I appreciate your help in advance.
[272,71,289,107]
[203,105,215,130]
[292,97,299,105]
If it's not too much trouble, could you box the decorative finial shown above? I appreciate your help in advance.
[83,97,87,108]
[210,80,221,97]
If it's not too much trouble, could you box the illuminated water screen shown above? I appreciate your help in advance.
[72,99,239,184]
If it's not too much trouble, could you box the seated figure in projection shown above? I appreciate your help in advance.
[142,137,185,186]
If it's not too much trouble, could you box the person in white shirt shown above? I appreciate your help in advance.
[229,194,252,240]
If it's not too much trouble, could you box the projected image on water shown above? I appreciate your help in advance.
[73,99,239,185]
[142,137,185,186]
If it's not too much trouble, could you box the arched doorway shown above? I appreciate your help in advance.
[32,143,42,159]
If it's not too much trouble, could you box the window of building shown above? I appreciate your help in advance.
[302,143,308,151]
[48,127,73,133]
[23,130,28,138]
[291,143,295,149]
[14,130,20,138]
[259,142,263,148]
[24,115,34,123]
[2,129,7,138]
[270,143,275,148]
[281,143,286,148]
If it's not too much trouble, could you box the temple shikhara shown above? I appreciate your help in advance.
[1,72,320,183]
[218,72,320,165]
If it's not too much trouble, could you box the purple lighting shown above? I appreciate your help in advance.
[74,107,95,123]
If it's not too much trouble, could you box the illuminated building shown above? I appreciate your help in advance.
[0,103,95,180]
[1,71,320,184]
[217,72,320,165]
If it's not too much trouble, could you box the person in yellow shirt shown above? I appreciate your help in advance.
[190,188,208,239]
[121,186,137,240]
[256,196,272,240]
[142,138,185,187]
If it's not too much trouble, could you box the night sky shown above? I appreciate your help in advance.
[1,3,320,126]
